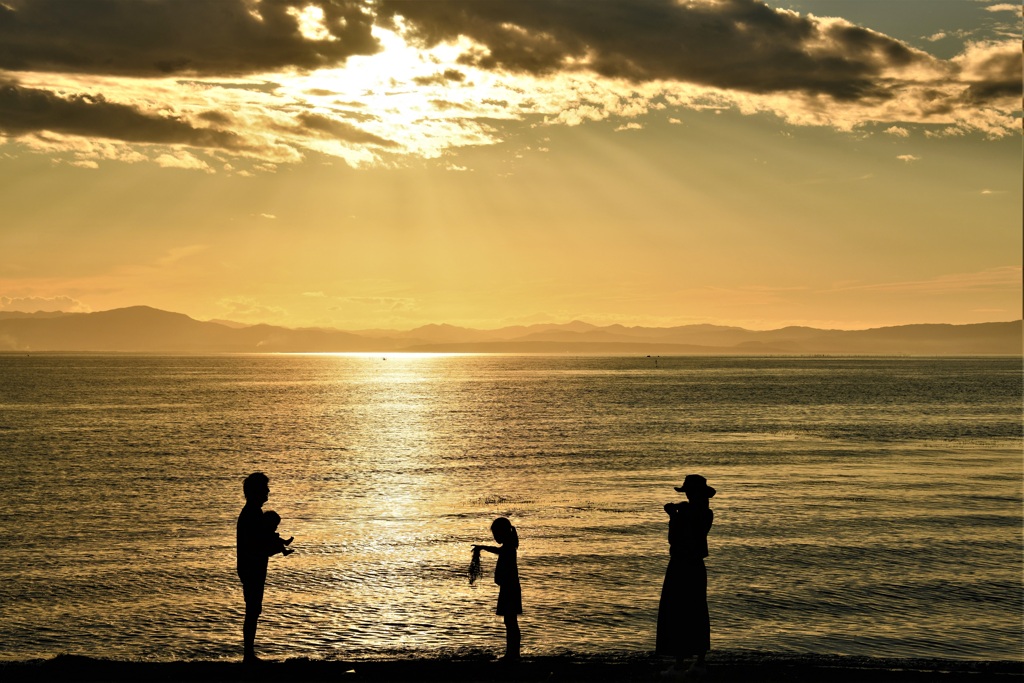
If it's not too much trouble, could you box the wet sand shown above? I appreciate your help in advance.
[2,652,1020,682]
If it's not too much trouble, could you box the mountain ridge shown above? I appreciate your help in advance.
[0,306,1019,355]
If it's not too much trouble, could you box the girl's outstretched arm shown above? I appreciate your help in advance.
[473,544,501,555]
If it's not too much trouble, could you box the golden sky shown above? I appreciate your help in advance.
[0,0,1020,330]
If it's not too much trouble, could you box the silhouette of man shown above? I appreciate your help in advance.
[237,471,275,663]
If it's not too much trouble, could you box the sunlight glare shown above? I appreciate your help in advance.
[286,5,339,42]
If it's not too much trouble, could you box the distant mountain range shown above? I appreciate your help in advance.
[0,306,1020,355]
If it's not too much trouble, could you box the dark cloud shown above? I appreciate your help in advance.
[294,112,397,147]
[429,99,472,111]
[377,0,933,101]
[198,110,232,125]
[412,69,467,86]
[0,0,379,76]
[963,79,1021,104]
[3,0,1011,112]
[959,45,1023,104]
[0,80,243,147]
[178,80,283,94]
[333,109,381,123]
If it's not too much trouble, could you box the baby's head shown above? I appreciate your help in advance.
[263,510,281,531]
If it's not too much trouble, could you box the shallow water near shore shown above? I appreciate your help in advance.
[0,354,1020,662]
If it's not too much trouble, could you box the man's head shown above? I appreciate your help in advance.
[243,471,270,505]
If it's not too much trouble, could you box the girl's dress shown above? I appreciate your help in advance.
[655,502,713,657]
[494,539,522,616]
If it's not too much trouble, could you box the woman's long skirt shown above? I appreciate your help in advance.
[655,556,710,657]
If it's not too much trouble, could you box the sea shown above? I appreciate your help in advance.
[0,354,1020,663]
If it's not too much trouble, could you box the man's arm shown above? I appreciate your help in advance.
[238,508,278,559]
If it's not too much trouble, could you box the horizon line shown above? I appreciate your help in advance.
[0,304,1020,335]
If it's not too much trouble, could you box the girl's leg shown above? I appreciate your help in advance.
[503,615,521,659]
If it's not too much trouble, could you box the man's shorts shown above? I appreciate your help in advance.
[239,569,267,615]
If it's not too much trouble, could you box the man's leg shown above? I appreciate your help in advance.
[241,579,265,662]
[243,609,259,660]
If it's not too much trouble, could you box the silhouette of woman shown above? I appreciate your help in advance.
[656,474,716,678]
[472,517,522,661]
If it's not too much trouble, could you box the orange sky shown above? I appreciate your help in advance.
[0,0,1020,330]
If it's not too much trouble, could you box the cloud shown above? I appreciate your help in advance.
[374,1,1020,135]
[17,134,151,165]
[952,40,1023,105]
[0,1,1019,169]
[832,267,1022,294]
[293,112,398,147]
[0,80,243,148]
[896,154,920,162]
[412,69,467,86]
[925,126,967,138]
[884,126,910,137]
[0,295,90,312]
[984,4,1022,13]
[377,0,933,101]
[154,150,213,172]
[0,0,379,77]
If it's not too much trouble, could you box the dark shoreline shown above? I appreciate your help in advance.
[2,652,1021,682]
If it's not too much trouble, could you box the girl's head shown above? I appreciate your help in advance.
[490,516,517,545]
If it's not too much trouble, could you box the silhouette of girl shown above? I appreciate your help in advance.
[656,474,716,678]
[472,517,522,660]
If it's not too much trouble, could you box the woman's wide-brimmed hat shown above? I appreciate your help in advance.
[675,474,716,498]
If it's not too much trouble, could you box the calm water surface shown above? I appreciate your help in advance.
[0,354,1020,662]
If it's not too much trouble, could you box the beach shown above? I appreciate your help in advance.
[2,652,1021,682]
